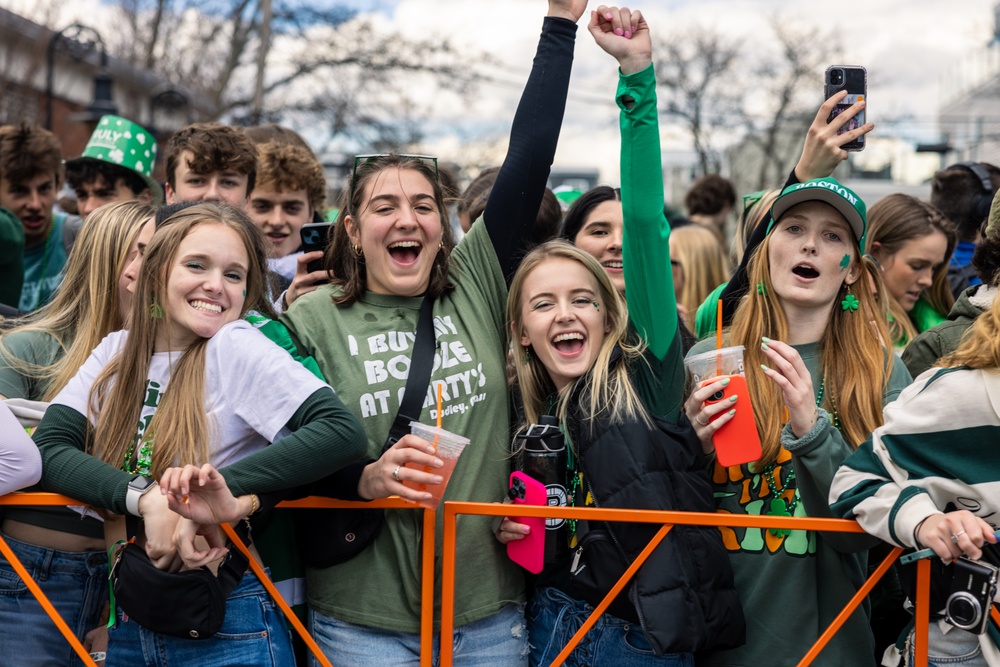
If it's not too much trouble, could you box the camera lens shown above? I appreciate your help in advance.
[946,592,981,629]
[831,68,844,84]
[710,390,725,402]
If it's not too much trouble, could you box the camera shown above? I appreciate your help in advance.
[829,68,844,85]
[945,557,998,635]
[509,476,526,501]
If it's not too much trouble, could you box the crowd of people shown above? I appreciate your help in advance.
[0,2,998,666]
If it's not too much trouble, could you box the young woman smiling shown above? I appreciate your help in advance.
[865,193,957,349]
[279,2,586,664]
[31,203,365,666]
[685,179,913,667]
[497,8,744,665]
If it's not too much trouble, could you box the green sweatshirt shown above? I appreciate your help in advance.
[688,337,912,667]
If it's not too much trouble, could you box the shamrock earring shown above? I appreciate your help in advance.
[523,346,532,363]
[841,285,859,312]
[149,292,163,319]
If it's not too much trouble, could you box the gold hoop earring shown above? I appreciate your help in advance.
[353,244,363,257]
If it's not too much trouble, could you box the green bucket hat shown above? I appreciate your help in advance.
[66,115,163,203]
[767,177,867,248]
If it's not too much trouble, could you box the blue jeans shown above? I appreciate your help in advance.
[308,603,529,667]
[526,586,694,667]
[906,623,989,666]
[0,532,107,667]
[106,569,293,667]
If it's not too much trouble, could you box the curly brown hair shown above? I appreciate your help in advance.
[164,123,258,194]
[254,141,326,213]
[0,124,63,185]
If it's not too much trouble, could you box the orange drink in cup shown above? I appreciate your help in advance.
[402,421,469,510]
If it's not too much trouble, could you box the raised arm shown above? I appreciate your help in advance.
[484,1,584,279]
[592,7,676,358]
[716,92,874,330]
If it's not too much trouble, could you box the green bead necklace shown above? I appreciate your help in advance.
[763,378,838,536]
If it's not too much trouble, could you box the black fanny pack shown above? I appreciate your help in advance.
[110,519,251,639]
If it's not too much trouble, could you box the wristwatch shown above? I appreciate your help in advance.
[125,475,156,517]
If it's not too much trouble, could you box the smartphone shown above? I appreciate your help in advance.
[507,472,547,574]
[824,65,867,151]
[299,222,334,274]
[702,374,762,467]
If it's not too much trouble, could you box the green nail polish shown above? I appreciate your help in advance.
[761,364,769,372]
[761,342,770,351]
[728,409,736,416]
[729,395,738,403]
[762,336,772,343]
[721,378,730,386]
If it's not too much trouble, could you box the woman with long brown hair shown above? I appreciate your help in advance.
[685,179,913,666]
[32,203,365,666]
[865,193,957,348]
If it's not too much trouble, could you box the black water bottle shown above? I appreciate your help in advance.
[517,415,569,567]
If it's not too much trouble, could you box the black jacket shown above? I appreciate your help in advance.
[564,355,746,655]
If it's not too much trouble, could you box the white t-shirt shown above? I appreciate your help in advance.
[53,320,329,470]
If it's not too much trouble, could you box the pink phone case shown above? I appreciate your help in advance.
[702,374,763,467]
[507,472,547,574]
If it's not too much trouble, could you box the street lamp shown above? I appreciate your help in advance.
[45,23,117,130]
[148,86,190,137]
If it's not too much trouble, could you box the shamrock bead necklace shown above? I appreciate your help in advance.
[763,378,838,536]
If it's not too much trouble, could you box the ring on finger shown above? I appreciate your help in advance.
[952,530,967,543]
[392,465,401,482]
[696,414,709,426]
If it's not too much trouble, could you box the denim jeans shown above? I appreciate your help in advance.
[106,569,293,667]
[308,602,529,667]
[906,622,989,666]
[0,532,107,667]
[526,586,694,667]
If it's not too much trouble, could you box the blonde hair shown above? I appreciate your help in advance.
[0,201,154,400]
[730,232,892,467]
[507,241,649,433]
[671,225,732,331]
[866,194,957,346]
[88,203,269,476]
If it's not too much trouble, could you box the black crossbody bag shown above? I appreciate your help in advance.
[296,297,437,568]
[110,514,252,639]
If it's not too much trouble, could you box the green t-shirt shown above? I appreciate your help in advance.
[688,336,911,667]
[20,212,75,312]
[0,329,63,401]
[281,221,524,632]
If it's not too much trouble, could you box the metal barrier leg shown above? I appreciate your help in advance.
[420,508,435,667]
[796,546,902,666]
[221,522,334,667]
[912,558,931,667]
[0,533,96,667]
[548,524,673,667]
[440,504,459,666]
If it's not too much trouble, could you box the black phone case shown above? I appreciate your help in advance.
[824,66,867,151]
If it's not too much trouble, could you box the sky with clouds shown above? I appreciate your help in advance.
[6,0,998,184]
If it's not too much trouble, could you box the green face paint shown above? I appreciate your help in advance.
[840,254,850,270]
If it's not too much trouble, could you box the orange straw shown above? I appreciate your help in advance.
[715,299,724,376]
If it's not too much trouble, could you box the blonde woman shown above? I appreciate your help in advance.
[670,224,731,332]
[32,203,365,665]
[865,194,957,348]
[685,179,913,666]
[497,9,744,664]
[0,200,152,665]
[832,288,1000,665]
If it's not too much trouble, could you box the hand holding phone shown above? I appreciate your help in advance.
[702,374,762,467]
[824,65,867,151]
[506,472,547,574]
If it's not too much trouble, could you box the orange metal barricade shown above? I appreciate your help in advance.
[3,493,996,667]
[0,492,435,667]
[439,501,972,667]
